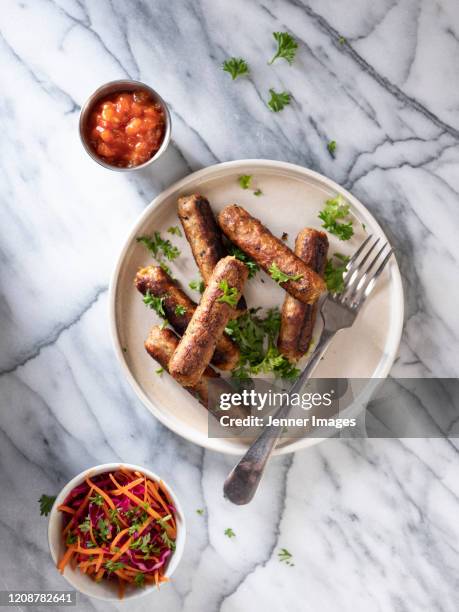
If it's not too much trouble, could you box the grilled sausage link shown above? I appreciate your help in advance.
[145,326,219,407]
[218,204,326,303]
[177,194,247,317]
[278,229,329,361]
[135,265,239,371]
[145,326,249,420]
[168,256,248,386]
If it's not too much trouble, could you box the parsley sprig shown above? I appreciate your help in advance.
[269,262,303,285]
[143,291,166,317]
[268,32,298,65]
[226,308,299,380]
[189,278,205,294]
[137,232,180,261]
[278,548,294,566]
[228,245,259,279]
[217,280,239,307]
[324,254,350,293]
[222,57,250,80]
[224,527,236,538]
[318,195,354,241]
[238,174,252,189]
[267,89,291,112]
[38,494,56,516]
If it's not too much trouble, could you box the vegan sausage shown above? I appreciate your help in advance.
[168,256,248,386]
[278,229,329,361]
[178,194,247,316]
[135,265,240,371]
[218,204,326,303]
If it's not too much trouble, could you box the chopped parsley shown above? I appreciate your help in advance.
[226,308,299,380]
[156,514,172,530]
[137,232,180,262]
[167,226,182,237]
[224,528,236,538]
[278,548,294,566]
[89,494,104,506]
[238,174,252,189]
[189,278,205,294]
[268,32,298,65]
[78,516,91,533]
[269,262,303,285]
[174,304,187,316]
[97,518,110,541]
[324,253,350,293]
[161,531,176,551]
[196,508,204,516]
[217,280,239,307]
[222,57,250,80]
[267,89,291,112]
[327,140,337,157]
[38,494,56,516]
[105,560,125,573]
[130,533,152,554]
[143,291,166,317]
[318,195,354,241]
[228,245,259,279]
[134,573,145,587]
[66,532,77,545]
[156,367,164,375]
[253,188,263,196]
[339,36,347,45]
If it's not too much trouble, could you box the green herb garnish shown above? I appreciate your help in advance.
[217,280,239,307]
[228,245,259,279]
[66,532,77,545]
[156,367,164,375]
[167,226,182,237]
[134,573,145,587]
[224,528,236,538]
[253,189,263,196]
[339,36,346,45]
[97,518,110,541]
[38,494,56,516]
[278,548,294,565]
[89,494,104,507]
[105,560,125,573]
[196,508,204,516]
[189,279,205,293]
[161,531,176,551]
[268,32,298,65]
[267,89,291,112]
[238,174,252,189]
[318,195,354,241]
[157,514,172,530]
[222,57,250,80]
[79,516,91,533]
[143,291,166,317]
[327,140,337,157]
[324,253,350,293]
[130,533,152,554]
[174,304,187,316]
[269,262,303,285]
[226,308,299,380]
[137,232,180,261]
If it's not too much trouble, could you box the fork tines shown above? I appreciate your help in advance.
[340,235,393,308]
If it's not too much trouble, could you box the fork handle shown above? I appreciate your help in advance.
[223,328,337,505]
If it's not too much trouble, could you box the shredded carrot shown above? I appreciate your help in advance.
[58,546,75,573]
[57,505,76,515]
[86,478,116,509]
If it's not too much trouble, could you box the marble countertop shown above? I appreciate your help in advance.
[0,1,458,610]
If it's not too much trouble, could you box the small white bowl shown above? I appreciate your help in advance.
[48,463,186,601]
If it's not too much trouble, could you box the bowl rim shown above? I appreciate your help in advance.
[78,79,172,172]
[47,462,186,601]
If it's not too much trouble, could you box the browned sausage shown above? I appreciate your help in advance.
[145,325,219,407]
[218,204,326,303]
[278,229,329,361]
[177,194,247,316]
[145,325,249,420]
[135,265,240,371]
[168,256,248,386]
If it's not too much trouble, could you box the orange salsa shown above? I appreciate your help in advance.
[87,90,166,168]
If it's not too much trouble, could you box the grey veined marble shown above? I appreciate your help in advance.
[0,1,458,611]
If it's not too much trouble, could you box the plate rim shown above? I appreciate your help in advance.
[109,159,405,456]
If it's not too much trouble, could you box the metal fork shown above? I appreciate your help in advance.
[223,235,394,505]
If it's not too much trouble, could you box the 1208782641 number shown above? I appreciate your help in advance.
[0,591,76,606]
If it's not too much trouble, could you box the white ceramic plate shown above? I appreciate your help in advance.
[109,160,404,455]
